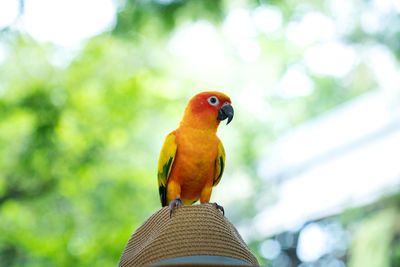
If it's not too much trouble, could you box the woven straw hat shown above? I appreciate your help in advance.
[119,204,259,266]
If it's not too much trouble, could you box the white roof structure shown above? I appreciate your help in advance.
[253,90,400,237]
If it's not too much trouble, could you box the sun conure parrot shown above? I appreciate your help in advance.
[157,91,234,216]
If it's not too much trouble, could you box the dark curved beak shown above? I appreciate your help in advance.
[217,103,234,125]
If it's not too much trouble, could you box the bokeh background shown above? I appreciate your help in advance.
[1,0,400,266]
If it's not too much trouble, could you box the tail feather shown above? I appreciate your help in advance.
[159,186,167,207]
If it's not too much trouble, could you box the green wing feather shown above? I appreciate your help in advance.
[157,131,177,207]
[213,140,225,187]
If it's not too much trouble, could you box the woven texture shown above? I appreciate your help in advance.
[119,204,259,266]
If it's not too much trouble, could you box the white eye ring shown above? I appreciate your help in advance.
[207,96,219,106]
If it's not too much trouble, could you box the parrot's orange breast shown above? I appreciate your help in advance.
[167,126,219,204]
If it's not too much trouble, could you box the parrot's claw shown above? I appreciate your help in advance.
[202,202,225,216]
[169,198,183,217]
[213,202,225,216]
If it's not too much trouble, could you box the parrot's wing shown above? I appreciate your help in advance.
[213,140,225,187]
[157,131,177,207]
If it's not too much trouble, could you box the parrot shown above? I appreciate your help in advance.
[157,91,234,216]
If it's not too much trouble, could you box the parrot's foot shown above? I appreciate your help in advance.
[169,198,182,218]
[213,202,225,216]
[202,202,225,216]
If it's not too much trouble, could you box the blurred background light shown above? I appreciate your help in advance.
[0,43,6,63]
[223,8,256,43]
[0,0,19,28]
[278,64,314,98]
[239,83,270,121]
[236,38,261,62]
[286,12,335,46]
[271,252,291,267]
[367,45,400,93]
[296,221,350,263]
[214,171,253,206]
[168,21,222,63]
[360,8,385,34]
[304,41,357,77]
[252,6,282,34]
[22,0,116,46]
[328,0,356,35]
[297,223,327,262]
[260,239,281,260]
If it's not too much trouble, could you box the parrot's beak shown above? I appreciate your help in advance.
[217,103,234,125]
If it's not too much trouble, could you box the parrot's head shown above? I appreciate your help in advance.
[181,91,234,130]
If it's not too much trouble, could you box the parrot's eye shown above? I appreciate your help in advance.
[208,96,219,106]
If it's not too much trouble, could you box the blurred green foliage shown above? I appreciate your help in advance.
[346,200,400,267]
[114,0,225,35]
[0,0,399,266]
[0,36,164,265]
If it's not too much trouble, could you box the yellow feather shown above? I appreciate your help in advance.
[213,140,225,187]
[157,131,177,206]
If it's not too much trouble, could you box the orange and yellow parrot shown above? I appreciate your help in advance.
[157,91,234,216]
